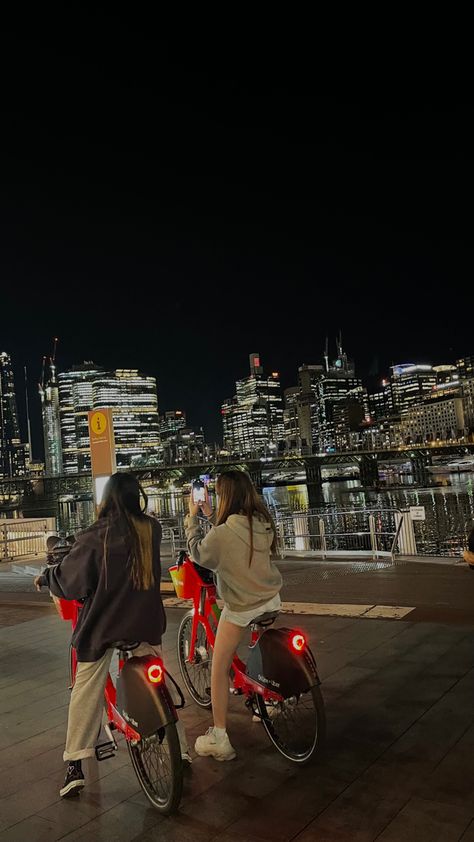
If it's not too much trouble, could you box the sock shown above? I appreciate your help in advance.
[213,727,226,741]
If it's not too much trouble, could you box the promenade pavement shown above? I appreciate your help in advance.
[0,555,473,840]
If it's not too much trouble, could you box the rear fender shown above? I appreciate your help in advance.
[246,627,320,699]
[116,657,177,738]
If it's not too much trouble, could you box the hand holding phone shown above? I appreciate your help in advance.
[192,480,206,504]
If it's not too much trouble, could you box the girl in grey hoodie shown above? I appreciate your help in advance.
[185,470,282,761]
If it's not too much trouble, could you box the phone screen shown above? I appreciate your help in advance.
[192,481,206,504]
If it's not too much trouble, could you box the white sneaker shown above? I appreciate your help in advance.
[194,727,236,761]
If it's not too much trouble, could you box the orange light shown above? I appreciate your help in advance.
[147,664,163,683]
[291,634,306,652]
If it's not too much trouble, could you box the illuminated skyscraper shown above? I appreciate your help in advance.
[58,364,161,472]
[390,364,437,412]
[92,370,160,468]
[298,339,363,452]
[58,363,105,474]
[39,359,63,475]
[221,353,284,455]
[0,351,27,477]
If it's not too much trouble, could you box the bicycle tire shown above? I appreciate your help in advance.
[128,721,183,814]
[177,610,212,708]
[256,684,326,765]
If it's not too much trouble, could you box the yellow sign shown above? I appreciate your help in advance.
[90,411,108,437]
[88,408,116,485]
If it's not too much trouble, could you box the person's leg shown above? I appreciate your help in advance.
[211,618,246,729]
[60,649,113,797]
[64,650,113,761]
[194,616,245,760]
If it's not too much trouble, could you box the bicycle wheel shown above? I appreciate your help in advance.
[255,685,326,764]
[128,722,183,814]
[177,610,212,708]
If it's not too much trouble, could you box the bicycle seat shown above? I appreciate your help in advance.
[250,610,279,627]
[113,641,140,652]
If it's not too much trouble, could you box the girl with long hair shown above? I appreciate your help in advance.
[185,470,282,760]
[36,472,189,797]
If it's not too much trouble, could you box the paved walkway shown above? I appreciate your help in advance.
[1,597,474,840]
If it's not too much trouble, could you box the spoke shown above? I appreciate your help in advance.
[264,691,318,758]
[136,731,173,803]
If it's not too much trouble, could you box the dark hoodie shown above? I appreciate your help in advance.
[38,515,166,661]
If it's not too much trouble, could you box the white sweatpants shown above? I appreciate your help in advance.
[64,643,188,761]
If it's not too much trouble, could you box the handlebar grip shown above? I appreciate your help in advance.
[177,550,187,568]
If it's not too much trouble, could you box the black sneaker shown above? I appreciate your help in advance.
[60,761,84,798]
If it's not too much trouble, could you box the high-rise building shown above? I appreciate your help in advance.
[283,387,301,452]
[400,395,465,444]
[39,359,63,475]
[457,356,474,381]
[461,379,474,434]
[297,364,324,452]
[298,339,363,453]
[58,363,105,474]
[433,364,458,385]
[58,364,160,473]
[390,364,437,412]
[0,351,27,477]
[368,379,395,420]
[92,370,160,468]
[221,353,284,455]
[160,410,187,440]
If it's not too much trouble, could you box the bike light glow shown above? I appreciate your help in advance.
[291,634,306,652]
[147,664,163,683]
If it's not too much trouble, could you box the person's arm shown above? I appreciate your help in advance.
[184,515,221,570]
[36,534,99,600]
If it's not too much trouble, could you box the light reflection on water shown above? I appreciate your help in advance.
[54,472,473,555]
[263,473,474,555]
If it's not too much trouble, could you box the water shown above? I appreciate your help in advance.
[14,471,474,556]
[263,473,474,556]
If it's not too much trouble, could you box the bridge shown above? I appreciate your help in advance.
[1,441,473,513]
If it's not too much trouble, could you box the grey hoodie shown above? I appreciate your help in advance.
[185,513,282,612]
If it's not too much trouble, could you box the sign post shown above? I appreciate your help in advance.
[88,408,116,510]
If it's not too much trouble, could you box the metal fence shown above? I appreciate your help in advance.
[0,518,55,561]
[273,508,403,559]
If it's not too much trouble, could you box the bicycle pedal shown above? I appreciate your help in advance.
[95,740,117,761]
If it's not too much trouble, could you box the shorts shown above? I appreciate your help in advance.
[220,593,282,628]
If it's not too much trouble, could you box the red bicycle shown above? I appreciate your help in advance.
[56,596,184,814]
[170,551,326,764]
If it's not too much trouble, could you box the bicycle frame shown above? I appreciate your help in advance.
[170,555,285,705]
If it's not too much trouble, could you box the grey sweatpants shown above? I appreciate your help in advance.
[64,643,188,761]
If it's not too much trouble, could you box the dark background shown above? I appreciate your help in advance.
[1,24,472,454]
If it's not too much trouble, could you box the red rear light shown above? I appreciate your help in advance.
[291,633,306,652]
[147,663,163,683]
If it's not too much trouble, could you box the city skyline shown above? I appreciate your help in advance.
[1,342,473,474]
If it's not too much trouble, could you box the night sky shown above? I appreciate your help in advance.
[1,27,472,455]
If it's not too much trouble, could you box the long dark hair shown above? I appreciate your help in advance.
[215,470,277,563]
[99,472,154,590]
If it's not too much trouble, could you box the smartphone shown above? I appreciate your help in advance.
[192,479,206,504]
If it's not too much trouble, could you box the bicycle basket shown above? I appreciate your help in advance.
[169,564,194,599]
[53,595,77,621]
